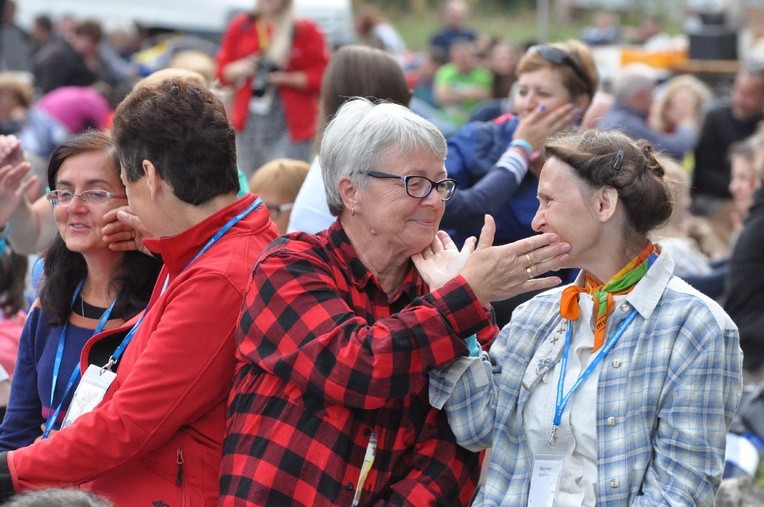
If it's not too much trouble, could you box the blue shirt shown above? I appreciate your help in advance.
[430,253,743,506]
[0,306,91,450]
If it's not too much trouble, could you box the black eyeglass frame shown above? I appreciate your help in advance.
[533,45,594,97]
[366,170,458,202]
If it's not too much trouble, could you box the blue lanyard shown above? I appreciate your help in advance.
[102,197,262,371]
[549,307,638,446]
[43,280,117,438]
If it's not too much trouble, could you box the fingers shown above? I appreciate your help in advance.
[475,215,496,250]
[509,232,562,256]
[19,174,39,197]
[0,162,32,191]
[107,239,140,252]
[460,236,477,255]
[431,233,445,254]
[436,230,458,252]
[518,275,564,294]
[115,208,149,236]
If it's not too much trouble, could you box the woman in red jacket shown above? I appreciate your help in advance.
[216,0,329,177]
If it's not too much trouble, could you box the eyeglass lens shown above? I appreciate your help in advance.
[50,190,110,205]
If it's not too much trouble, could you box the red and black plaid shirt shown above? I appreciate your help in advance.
[220,221,497,506]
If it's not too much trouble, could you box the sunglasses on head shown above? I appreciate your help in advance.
[532,45,594,97]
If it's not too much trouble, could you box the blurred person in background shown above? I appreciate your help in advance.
[728,138,761,242]
[18,86,111,161]
[467,38,523,122]
[354,4,407,63]
[692,63,764,241]
[0,74,32,136]
[0,240,26,380]
[433,39,492,126]
[650,74,711,138]
[0,1,31,73]
[32,20,115,96]
[429,0,477,63]
[725,125,764,384]
[248,158,308,234]
[216,0,328,176]
[599,64,699,162]
[29,15,55,58]
[580,10,622,46]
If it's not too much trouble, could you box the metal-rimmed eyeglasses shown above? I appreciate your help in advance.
[531,45,594,97]
[366,170,458,201]
[47,189,127,207]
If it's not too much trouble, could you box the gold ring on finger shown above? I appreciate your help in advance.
[526,267,533,279]
[525,253,533,268]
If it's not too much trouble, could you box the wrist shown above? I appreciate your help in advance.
[509,139,533,154]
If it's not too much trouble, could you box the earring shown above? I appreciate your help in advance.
[351,207,355,216]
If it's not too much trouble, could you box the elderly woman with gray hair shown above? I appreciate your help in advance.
[220,97,571,505]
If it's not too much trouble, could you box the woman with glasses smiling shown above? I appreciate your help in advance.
[220,97,571,505]
[0,131,161,451]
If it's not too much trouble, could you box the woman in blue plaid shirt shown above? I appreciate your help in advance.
[429,129,743,506]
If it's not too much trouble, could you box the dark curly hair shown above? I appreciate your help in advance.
[39,130,162,326]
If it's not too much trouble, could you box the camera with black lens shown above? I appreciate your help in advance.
[251,59,280,98]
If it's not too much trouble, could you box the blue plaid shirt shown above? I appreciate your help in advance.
[430,253,743,506]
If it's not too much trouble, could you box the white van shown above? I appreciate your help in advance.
[15,0,355,48]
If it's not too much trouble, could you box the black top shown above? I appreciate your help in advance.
[692,102,763,199]
[724,187,764,370]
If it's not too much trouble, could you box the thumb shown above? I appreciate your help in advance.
[475,215,495,250]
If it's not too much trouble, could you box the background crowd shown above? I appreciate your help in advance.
[0,0,762,504]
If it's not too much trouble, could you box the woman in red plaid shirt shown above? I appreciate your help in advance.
[220,98,570,506]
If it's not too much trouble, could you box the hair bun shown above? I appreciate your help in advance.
[638,141,665,177]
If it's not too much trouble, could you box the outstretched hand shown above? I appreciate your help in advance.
[512,103,578,156]
[102,206,153,256]
[461,215,571,305]
[412,231,477,291]
[0,135,25,168]
[0,162,37,224]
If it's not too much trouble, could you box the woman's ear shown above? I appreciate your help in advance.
[596,186,619,223]
[338,176,358,213]
[143,160,161,200]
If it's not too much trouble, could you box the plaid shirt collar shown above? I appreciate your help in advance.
[571,251,675,321]
[324,220,425,302]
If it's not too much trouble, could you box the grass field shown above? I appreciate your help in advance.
[383,3,684,51]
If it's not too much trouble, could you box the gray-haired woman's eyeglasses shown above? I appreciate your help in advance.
[366,170,458,201]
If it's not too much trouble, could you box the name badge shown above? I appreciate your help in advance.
[527,435,571,507]
[60,364,116,429]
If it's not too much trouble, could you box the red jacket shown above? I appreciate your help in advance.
[2,195,278,506]
[216,13,328,139]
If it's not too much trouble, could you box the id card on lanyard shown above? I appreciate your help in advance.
[528,308,638,506]
[42,280,116,439]
[59,198,263,429]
